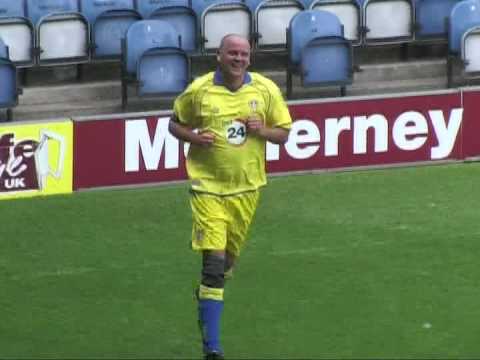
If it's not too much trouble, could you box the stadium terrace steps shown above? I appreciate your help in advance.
[286,77,449,101]
[8,57,468,122]
[353,59,447,83]
[15,90,173,121]
[19,80,121,105]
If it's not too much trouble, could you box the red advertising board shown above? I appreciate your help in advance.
[74,115,187,190]
[268,92,463,173]
[74,91,467,190]
[459,88,480,159]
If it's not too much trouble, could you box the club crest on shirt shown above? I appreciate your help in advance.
[249,99,258,112]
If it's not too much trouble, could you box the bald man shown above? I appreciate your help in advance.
[169,34,292,360]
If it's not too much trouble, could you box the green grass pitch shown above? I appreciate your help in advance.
[1,163,480,359]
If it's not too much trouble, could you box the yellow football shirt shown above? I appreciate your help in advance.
[173,70,292,195]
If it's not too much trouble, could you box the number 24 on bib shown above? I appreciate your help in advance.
[226,121,247,145]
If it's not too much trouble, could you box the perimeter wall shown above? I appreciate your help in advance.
[2,88,480,200]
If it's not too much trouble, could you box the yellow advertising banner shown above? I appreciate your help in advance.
[0,120,73,200]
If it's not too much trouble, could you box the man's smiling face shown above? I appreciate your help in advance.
[217,35,251,83]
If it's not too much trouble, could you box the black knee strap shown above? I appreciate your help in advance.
[202,254,225,289]
[224,254,234,273]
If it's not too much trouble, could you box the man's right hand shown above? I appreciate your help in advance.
[169,119,216,147]
[196,131,215,147]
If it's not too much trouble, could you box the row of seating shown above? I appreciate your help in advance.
[0,7,352,114]
[122,0,480,101]
[121,8,353,107]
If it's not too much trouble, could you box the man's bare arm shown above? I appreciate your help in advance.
[169,116,215,147]
[245,117,290,144]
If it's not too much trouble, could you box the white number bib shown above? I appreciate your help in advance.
[226,120,247,145]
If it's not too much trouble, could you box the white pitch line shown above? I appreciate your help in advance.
[269,247,331,256]
[270,238,394,257]
[8,261,171,281]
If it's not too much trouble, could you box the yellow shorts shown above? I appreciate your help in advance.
[190,190,260,257]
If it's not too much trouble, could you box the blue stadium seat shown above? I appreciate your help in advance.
[0,38,20,121]
[136,0,191,17]
[287,9,351,97]
[199,0,253,53]
[26,0,79,24]
[447,0,480,86]
[362,0,414,44]
[137,47,190,96]
[462,25,480,74]
[80,0,141,60]
[26,0,89,65]
[121,19,189,108]
[288,9,343,65]
[415,0,461,40]
[448,0,480,55]
[253,0,304,50]
[148,1,198,53]
[309,0,362,45]
[301,36,353,87]
[0,0,34,66]
[123,20,180,74]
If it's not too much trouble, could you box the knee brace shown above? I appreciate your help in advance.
[224,254,235,280]
[201,254,225,289]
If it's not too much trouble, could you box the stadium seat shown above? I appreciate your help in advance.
[80,0,141,60]
[136,0,190,17]
[137,47,190,96]
[121,19,189,108]
[447,0,480,86]
[253,0,304,50]
[309,0,362,45]
[301,36,353,89]
[287,9,352,98]
[199,0,253,53]
[448,0,480,55]
[288,9,343,64]
[462,26,480,74]
[148,1,198,53]
[0,0,34,66]
[26,0,89,65]
[414,0,461,40]
[362,0,414,45]
[0,38,21,121]
[123,20,180,74]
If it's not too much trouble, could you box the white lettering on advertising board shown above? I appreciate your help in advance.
[124,108,463,172]
[125,118,179,171]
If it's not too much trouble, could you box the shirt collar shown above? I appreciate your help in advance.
[213,69,252,88]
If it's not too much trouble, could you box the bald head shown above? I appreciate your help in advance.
[216,34,251,91]
[218,34,251,52]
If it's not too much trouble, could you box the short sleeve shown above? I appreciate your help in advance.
[173,84,195,126]
[266,82,292,130]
